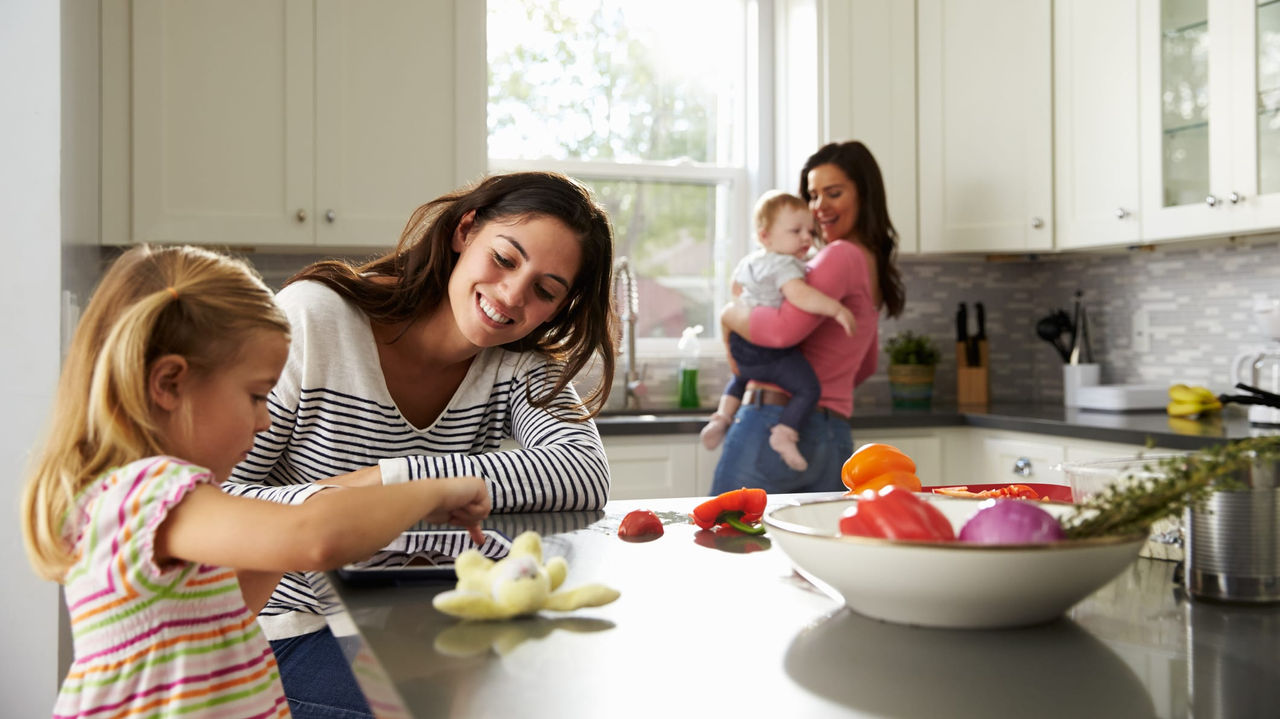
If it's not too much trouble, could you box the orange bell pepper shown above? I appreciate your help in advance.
[690,487,768,535]
[841,444,921,493]
[838,485,955,541]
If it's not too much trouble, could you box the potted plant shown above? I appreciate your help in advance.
[885,331,941,408]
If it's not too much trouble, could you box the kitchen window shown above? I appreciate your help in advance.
[487,0,777,353]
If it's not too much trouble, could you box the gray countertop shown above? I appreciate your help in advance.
[595,403,1275,450]
[324,495,1280,718]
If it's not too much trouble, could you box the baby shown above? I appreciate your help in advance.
[700,190,855,471]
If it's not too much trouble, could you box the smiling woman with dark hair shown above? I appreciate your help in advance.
[715,141,905,496]
[223,171,618,717]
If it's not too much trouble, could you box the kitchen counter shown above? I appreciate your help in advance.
[324,495,1280,718]
[595,403,1274,450]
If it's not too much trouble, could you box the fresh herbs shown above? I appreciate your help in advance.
[1062,435,1280,539]
[885,331,941,366]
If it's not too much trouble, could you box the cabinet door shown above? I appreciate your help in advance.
[1138,0,1238,240]
[129,0,315,246]
[981,436,1066,486]
[1054,0,1143,249]
[855,434,945,486]
[314,0,464,247]
[820,0,918,253]
[602,436,698,500]
[1228,0,1280,232]
[917,0,1053,253]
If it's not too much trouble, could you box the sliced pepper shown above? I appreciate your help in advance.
[838,485,955,541]
[931,484,1040,500]
[690,487,768,535]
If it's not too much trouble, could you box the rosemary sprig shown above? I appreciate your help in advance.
[1062,435,1280,540]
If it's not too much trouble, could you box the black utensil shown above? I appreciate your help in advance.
[975,302,986,340]
[1035,312,1071,362]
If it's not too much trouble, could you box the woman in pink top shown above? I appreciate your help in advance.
[713,141,906,494]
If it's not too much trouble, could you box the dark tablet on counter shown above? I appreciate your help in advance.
[336,529,511,584]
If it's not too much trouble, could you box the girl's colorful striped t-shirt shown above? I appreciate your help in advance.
[54,456,290,718]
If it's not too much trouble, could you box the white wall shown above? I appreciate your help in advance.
[0,0,64,712]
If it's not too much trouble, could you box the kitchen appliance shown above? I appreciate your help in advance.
[1230,300,1280,426]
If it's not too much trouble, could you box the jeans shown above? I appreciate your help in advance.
[710,402,852,495]
[270,628,374,719]
[723,332,821,431]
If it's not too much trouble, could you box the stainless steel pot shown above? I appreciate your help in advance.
[1185,457,1280,603]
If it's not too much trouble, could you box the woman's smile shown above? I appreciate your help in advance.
[477,293,515,325]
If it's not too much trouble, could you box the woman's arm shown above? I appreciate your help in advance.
[746,244,854,348]
[155,476,491,574]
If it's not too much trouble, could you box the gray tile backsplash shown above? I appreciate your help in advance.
[127,231,1280,412]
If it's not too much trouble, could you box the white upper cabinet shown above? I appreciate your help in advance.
[917,0,1053,254]
[1139,0,1280,241]
[104,0,479,248]
[819,0,918,254]
[1054,0,1143,249]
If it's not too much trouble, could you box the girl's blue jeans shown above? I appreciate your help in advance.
[710,402,852,495]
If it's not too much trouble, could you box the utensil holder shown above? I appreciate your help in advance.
[956,340,989,405]
[1062,363,1100,407]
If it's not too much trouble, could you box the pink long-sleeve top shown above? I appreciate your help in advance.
[747,239,879,418]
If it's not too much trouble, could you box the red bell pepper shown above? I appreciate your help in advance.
[618,509,664,542]
[838,485,955,541]
[690,487,768,535]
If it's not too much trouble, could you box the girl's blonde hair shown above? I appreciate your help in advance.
[21,245,290,581]
[753,190,808,235]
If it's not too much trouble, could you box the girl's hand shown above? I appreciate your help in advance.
[423,476,492,542]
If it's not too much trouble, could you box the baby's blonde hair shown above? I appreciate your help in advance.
[753,190,808,234]
[21,245,290,581]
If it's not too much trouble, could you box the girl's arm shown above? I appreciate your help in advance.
[154,475,491,574]
[378,364,611,513]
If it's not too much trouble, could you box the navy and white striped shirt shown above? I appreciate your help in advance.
[224,280,610,639]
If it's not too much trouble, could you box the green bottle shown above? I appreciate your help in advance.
[677,325,703,408]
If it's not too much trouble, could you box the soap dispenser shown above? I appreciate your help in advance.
[677,325,703,408]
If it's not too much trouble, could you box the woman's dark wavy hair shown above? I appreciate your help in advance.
[798,141,905,318]
[288,171,617,419]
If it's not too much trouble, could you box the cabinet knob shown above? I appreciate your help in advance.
[1030,217,1044,229]
[1114,207,1129,220]
[1012,457,1033,478]
[325,210,336,223]
[296,209,307,222]
[1205,195,1219,207]
[1229,192,1244,204]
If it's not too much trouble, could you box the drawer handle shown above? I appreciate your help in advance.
[1012,457,1033,478]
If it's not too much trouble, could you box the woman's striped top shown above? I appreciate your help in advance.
[55,457,289,718]
[223,280,610,640]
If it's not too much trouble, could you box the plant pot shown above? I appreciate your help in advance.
[888,364,935,409]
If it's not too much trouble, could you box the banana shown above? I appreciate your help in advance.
[1167,400,1208,418]
[1166,384,1222,418]
[1169,384,1218,404]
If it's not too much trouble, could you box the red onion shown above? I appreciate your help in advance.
[957,499,1066,544]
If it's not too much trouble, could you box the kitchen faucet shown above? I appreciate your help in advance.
[613,256,644,409]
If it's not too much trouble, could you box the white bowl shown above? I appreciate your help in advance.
[764,496,1145,629]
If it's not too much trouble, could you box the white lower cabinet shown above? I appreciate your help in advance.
[601,435,721,500]
[972,429,1152,487]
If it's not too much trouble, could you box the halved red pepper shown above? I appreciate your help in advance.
[690,487,768,535]
[838,485,955,541]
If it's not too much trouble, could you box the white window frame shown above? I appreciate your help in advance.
[482,0,791,359]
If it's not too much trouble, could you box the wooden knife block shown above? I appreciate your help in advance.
[956,340,989,406]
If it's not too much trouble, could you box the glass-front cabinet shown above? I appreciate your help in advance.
[1140,0,1280,240]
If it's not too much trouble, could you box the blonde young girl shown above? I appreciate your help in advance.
[21,245,491,718]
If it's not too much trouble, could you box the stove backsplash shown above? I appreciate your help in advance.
[139,232,1280,411]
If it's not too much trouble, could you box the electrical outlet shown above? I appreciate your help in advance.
[1132,308,1150,353]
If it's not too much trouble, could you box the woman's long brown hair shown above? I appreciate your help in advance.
[799,141,906,317]
[289,171,617,419]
